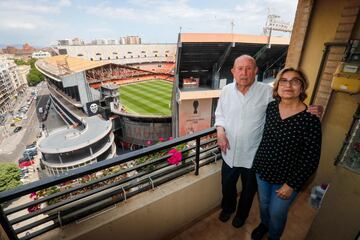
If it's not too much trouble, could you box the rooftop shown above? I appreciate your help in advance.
[36,55,106,77]
[38,116,112,154]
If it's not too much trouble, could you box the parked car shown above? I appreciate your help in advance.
[18,157,31,164]
[26,143,36,150]
[23,149,37,158]
[13,126,22,133]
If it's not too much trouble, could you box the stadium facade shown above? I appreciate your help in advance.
[36,37,289,175]
[36,44,176,175]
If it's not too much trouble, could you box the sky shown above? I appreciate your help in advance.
[0,0,298,47]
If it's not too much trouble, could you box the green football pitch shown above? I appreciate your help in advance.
[119,80,173,116]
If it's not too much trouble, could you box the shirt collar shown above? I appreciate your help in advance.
[233,80,258,96]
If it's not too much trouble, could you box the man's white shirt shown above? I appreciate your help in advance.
[214,81,273,168]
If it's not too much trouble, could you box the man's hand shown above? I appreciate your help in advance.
[216,127,230,154]
[308,105,324,118]
[276,183,294,200]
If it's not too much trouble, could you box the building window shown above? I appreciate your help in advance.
[96,53,101,56]
[108,57,111,60]
[77,54,84,57]
[90,58,93,61]
[99,57,102,60]
[155,54,158,57]
[336,104,360,173]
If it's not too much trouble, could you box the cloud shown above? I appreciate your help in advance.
[81,0,287,33]
[0,0,72,14]
[0,0,297,46]
[59,0,72,7]
[0,1,60,14]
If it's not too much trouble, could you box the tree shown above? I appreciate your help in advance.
[13,58,44,86]
[27,68,44,86]
[0,163,21,192]
[14,59,27,65]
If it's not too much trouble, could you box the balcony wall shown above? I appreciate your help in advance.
[36,162,222,240]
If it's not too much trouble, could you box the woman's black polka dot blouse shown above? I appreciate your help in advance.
[253,100,322,192]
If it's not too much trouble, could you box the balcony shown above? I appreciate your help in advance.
[0,127,317,240]
[0,128,224,240]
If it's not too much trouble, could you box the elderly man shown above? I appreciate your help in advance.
[215,55,321,228]
[215,55,271,228]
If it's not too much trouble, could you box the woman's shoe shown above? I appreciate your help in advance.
[251,223,268,240]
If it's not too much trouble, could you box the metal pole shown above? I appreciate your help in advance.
[195,138,200,175]
[0,206,18,240]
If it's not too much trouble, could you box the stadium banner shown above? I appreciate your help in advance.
[178,98,212,136]
[85,100,100,116]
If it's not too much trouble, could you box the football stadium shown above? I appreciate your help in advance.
[34,34,290,173]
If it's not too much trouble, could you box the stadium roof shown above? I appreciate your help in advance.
[177,33,290,76]
[36,55,106,78]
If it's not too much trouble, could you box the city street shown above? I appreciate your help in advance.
[0,82,62,164]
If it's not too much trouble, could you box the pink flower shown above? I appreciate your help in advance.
[146,140,152,145]
[167,149,182,165]
[29,192,36,198]
[168,137,174,141]
[159,137,164,142]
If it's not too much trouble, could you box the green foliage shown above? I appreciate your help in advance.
[0,163,21,192]
[14,59,28,65]
[28,58,37,68]
[27,68,44,86]
[13,58,44,86]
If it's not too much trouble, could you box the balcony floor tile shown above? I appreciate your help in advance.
[170,190,316,240]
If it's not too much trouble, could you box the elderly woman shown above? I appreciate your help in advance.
[251,68,322,240]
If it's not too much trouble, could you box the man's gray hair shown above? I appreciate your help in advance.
[233,55,257,68]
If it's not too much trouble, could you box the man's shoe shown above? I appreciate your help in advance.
[251,223,268,240]
[218,211,232,222]
[231,216,246,228]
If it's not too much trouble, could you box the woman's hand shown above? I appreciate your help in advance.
[276,183,294,200]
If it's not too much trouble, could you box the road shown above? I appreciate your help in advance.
[0,83,65,164]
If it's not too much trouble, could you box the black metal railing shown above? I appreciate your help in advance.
[0,128,220,240]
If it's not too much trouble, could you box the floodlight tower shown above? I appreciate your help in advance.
[263,14,292,47]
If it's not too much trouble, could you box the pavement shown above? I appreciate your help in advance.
[0,128,27,155]
[0,85,46,163]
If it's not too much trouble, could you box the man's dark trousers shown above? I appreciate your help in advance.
[221,161,257,220]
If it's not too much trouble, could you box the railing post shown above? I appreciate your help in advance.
[0,206,18,240]
[195,138,200,175]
